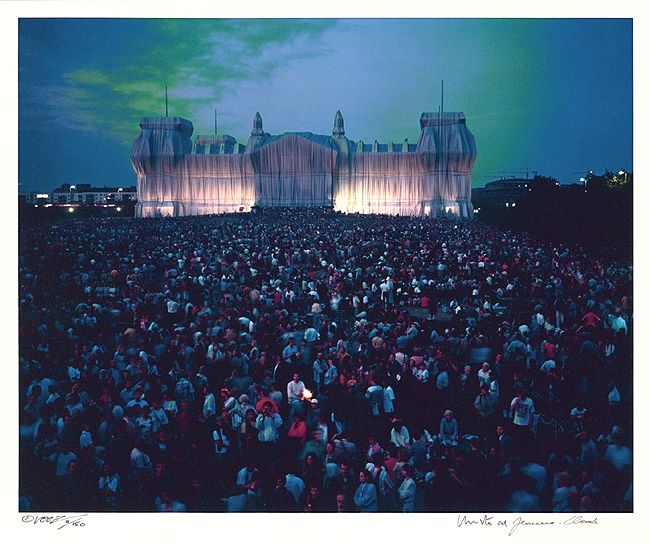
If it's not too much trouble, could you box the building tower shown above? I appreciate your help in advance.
[332,110,345,137]
[252,112,264,136]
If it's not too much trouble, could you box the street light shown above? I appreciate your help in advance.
[68,207,74,213]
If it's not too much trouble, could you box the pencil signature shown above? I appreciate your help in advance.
[20,514,87,530]
[456,514,599,536]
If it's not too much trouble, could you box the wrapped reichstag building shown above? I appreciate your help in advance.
[131,110,477,218]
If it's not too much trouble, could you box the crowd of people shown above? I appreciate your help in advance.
[19,208,633,512]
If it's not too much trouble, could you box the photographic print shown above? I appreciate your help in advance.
[11,4,642,543]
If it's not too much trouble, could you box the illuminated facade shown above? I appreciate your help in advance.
[132,111,477,218]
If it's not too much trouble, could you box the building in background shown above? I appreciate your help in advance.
[132,110,477,218]
[472,177,533,210]
[50,184,137,205]
[21,192,52,206]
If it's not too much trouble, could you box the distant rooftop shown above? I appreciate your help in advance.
[52,184,136,193]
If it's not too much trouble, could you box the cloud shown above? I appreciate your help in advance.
[22,19,337,144]
[66,69,111,86]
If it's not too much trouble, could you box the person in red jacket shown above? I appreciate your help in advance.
[254,386,280,414]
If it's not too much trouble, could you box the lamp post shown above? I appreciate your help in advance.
[69,185,76,204]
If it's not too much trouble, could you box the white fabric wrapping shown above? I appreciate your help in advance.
[132,113,477,218]
[250,134,336,207]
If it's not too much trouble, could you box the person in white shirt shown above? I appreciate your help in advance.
[130,439,153,477]
[202,387,217,420]
[477,362,491,385]
[67,362,81,382]
[389,418,411,448]
[380,279,390,303]
[287,373,305,404]
[511,388,535,428]
[413,362,429,384]
[540,359,557,374]
[166,299,180,316]
[97,462,121,509]
[511,387,536,452]
[365,381,383,416]
[79,427,93,450]
[162,391,178,420]
[383,381,396,414]
[135,407,154,439]
[150,399,169,433]
[212,417,231,459]
[126,388,149,410]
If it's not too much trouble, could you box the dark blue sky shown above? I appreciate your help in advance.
[18,18,633,193]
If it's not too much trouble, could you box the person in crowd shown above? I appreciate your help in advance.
[510,386,536,453]
[398,464,416,512]
[287,373,306,406]
[438,409,459,446]
[353,469,378,512]
[254,402,283,466]
[389,418,411,449]
[473,383,498,431]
